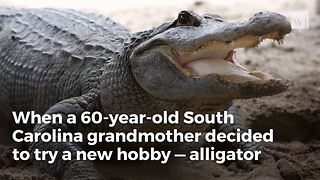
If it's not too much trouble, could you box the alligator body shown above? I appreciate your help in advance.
[0,7,291,179]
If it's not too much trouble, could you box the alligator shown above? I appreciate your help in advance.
[0,7,291,180]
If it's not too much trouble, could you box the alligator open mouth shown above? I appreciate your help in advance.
[169,33,284,83]
[131,11,291,100]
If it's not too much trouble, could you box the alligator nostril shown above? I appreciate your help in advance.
[254,12,264,16]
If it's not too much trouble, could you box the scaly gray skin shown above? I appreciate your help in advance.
[0,8,291,179]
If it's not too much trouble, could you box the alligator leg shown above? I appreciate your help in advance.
[29,93,104,180]
[219,105,267,151]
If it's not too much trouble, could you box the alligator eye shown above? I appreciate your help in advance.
[176,11,201,27]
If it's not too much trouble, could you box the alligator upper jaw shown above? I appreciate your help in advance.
[163,33,286,83]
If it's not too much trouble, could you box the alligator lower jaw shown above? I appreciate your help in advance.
[168,34,285,83]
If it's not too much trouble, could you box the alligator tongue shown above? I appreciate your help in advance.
[185,59,261,81]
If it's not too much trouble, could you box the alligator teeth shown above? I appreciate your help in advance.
[277,38,284,45]
[232,52,248,71]
[231,41,235,47]
[172,49,179,57]
[258,36,263,42]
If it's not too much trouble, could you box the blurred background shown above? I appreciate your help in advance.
[0,0,317,32]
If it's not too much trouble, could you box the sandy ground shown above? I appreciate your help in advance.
[0,0,319,179]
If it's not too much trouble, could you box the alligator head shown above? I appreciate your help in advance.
[130,11,291,101]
